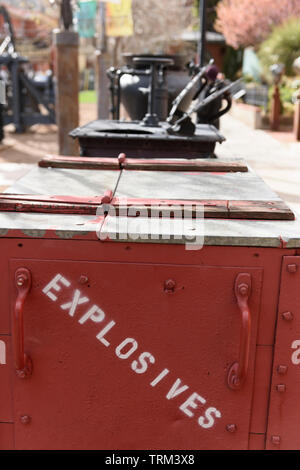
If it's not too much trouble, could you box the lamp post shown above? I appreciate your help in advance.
[96,1,110,119]
[53,0,79,155]
[198,0,207,67]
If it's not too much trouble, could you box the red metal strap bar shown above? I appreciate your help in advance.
[39,153,248,173]
[0,195,295,220]
[112,198,294,220]
[39,155,120,170]
[0,190,113,205]
[121,158,248,172]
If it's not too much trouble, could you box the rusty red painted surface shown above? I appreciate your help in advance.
[0,174,298,450]
[9,258,263,449]
[0,237,290,449]
[248,433,265,450]
[266,256,300,449]
[0,335,13,423]
[0,423,14,450]
[249,345,274,434]
[0,233,297,449]
[1,151,300,449]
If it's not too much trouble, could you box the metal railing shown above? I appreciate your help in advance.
[242,83,269,109]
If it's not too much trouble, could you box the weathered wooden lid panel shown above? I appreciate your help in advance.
[39,155,248,173]
[5,167,120,197]
[100,215,300,248]
[5,165,277,203]
[0,157,298,246]
[114,169,280,202]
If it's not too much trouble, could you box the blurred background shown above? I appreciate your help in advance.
[0,0,299,213]
[0,0,299,132]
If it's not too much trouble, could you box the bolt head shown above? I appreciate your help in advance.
[238,284,248,296]
[16,276,25,287]
[226,424,237,433]
[20,415,31,425]
[18,370,25,379]
[164,279,176,292]
[282,311,293,321]
[79,275,89,285]
[277,365,288,375]
[287,264,297,273]
[276,384,286,393]
[271,435,281,446]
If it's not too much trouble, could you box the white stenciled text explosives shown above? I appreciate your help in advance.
[43,273,222,430]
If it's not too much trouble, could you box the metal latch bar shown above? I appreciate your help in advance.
[39,154,249,173]
[0,195,294,220]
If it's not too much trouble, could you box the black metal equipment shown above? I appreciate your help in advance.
[107,54,195,122]
[69,119,225,159]
[0,5,55,142]
[71,53,240,159]
[198,0,207,68]
[167,79,240,136]
[109,56,168,122]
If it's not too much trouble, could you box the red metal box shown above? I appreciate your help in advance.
[0,156,299,450]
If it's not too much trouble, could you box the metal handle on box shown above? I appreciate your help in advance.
[227,273,252,390]
[14,267,32,378]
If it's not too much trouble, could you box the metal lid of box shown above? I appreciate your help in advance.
[0,154,299,247]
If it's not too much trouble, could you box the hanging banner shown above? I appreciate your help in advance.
[106,0,133,37]
[77,0,97,38]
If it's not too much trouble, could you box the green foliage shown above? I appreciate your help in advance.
[258,17,300,77]
[79,90,97,104]
[223,46,243,80]
[279,83,295,104]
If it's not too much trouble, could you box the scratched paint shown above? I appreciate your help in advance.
[43,273,222,430]
[291,340,300,365]
[0,340,6,365]
[55,230,89,239]
[22,229,46,238]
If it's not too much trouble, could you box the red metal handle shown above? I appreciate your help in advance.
[227,273,252,390]
[14,268,32,379]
